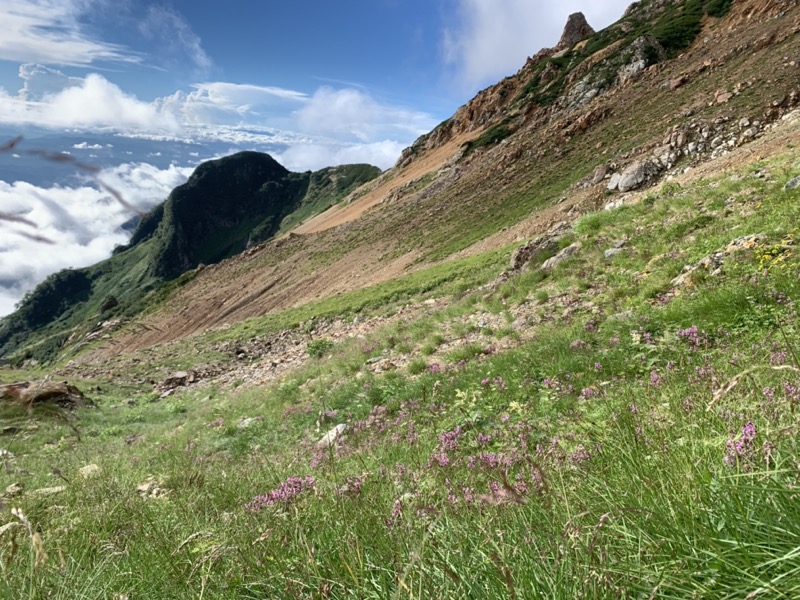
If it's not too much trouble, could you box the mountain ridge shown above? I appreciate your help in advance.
[2,0,799,364]
[0,153,380,362]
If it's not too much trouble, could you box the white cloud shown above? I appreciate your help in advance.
[138,5,212,77]
[276,140,407,172]
[0,70,177,132]
[0,62,434,167]
[293,87,436,143]
[156,82,308,126]
[443,0,634,90]
[18,63,82,100]
[0,161,192,317]
[0,0,139,66]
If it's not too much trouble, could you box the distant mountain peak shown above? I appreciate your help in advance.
[557,12,595,50]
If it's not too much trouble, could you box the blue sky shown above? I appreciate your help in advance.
[0,0,632,317]
[0,0,632,159]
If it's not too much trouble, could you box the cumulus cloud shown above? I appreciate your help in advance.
[0,161,192,317]
[156,82,308,126]
[293,87,436,143]
[17,63,83,101]
[0,69,177,132]
[0,0,139,67]
[443,0,634,90]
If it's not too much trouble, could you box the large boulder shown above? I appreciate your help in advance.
[0,381,88,411]
[608,160,663,192]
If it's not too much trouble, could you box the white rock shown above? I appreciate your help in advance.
[541,243,581,271]
[317,423,347,449]
[79,464,101,479]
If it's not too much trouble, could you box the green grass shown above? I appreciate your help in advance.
[3,83,800,600]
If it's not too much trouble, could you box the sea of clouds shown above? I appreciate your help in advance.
[0,160,193,316]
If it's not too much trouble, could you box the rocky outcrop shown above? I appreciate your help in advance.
[541,243,582,271]
[607,159,664,192]
[509,222,571,271]
[557,13,595,50]
[0,381,88,411]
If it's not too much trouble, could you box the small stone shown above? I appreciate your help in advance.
[615,160,662,192]
[238,417,260,430]
[4,482,23,497]
[669,76,687,90]
[715,91,733,104]
[79,464,101,479]
[137,476,168,499]
[784,176,800,191]
[317,424,347,449]
[511,318,527,331]
[604,248,623,259]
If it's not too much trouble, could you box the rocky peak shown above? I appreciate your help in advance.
[557,12,595,50]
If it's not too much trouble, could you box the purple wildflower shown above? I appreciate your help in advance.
[570,444,591,465]
[246,476,316,512]
[387,499,403,528]
[677,325,709,349]
[770,351,788,365]
[649,370,664,387]
[784,381,800,404]
[439,426,462,451]
[337,473,368,497]
[462,487,474,506]
[724,422,757,468]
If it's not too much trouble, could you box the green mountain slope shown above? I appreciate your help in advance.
[0,153,380,362]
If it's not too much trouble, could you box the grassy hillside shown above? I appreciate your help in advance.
[0,156,381,364]
[1,136,799,598]
[2,2,800,596]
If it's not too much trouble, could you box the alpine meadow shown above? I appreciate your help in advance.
[2,1,800,598]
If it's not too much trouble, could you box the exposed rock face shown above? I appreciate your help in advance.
[557,13,595,50]
[509,222,571,271]
[608,160,664,192]
[617,36,667,85]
